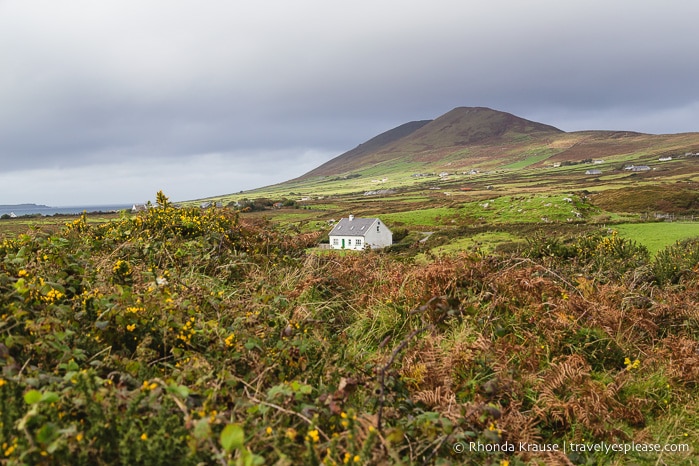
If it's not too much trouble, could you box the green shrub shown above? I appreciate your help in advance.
[524,232,574,259]
[652,238,699,286]
[574,230,650,275]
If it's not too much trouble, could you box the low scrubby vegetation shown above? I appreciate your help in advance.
[1,193,698,465]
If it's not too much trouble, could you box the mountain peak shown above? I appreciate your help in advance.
[406,107,563,146]
[298,106,564,179]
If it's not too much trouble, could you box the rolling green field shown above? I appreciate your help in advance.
[613,222,699,255]
[426,231,521,255]
[379,206,457,227]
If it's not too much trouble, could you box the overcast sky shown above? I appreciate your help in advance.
[2,0,698,205]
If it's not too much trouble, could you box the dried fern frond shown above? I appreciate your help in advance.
[499,401,541,446]
[413,386,457,416]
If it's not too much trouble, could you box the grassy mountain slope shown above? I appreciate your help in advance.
[207,106,699,203]
[301,120,431,178]
[299,107,565,179]
[306,106,699,175]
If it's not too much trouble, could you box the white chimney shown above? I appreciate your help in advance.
[348,215,354,221]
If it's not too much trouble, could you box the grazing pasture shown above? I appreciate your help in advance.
[613,222,699,255]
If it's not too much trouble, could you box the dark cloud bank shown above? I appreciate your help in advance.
[1,0,697,204]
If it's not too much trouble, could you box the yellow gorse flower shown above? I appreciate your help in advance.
[177,317,196,344]
[306,429,320,443]
[141,380,158,391]
[42,288,64,303]
[488,422,503,434]
[624,357,641,370]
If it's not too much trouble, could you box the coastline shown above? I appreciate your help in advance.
[0,204,133,217]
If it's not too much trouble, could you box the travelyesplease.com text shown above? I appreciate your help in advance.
[453,441,690,455]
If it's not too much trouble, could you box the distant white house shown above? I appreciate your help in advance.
[200,201,222,208]
[658,156,673,162]
[624,165,651,172]
[328,215,392,250]
[585,169,602,175]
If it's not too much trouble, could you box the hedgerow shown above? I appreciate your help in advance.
[1,194,698,465]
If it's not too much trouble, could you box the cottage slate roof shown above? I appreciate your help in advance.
[328,217,380,237]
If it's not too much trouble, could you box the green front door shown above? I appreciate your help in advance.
[341,238,345,249]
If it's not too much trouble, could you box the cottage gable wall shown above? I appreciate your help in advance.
[328,217,392,249]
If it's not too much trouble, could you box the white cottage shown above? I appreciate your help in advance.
[328,215,392,250]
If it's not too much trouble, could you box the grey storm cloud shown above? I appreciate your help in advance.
[1,0,698,204]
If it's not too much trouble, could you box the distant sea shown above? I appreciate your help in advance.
[0,204,133,217]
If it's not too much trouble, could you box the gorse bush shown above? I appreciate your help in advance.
[524,231,573,259]
[1,195,317,465]
[574,230,650,280]
[1,195,699,465]
[652,237,699,286]
[526,229,650,281]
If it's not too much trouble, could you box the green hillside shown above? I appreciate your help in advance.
[215,107,699,205]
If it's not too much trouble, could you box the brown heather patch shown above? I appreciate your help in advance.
[590,184,699,214]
